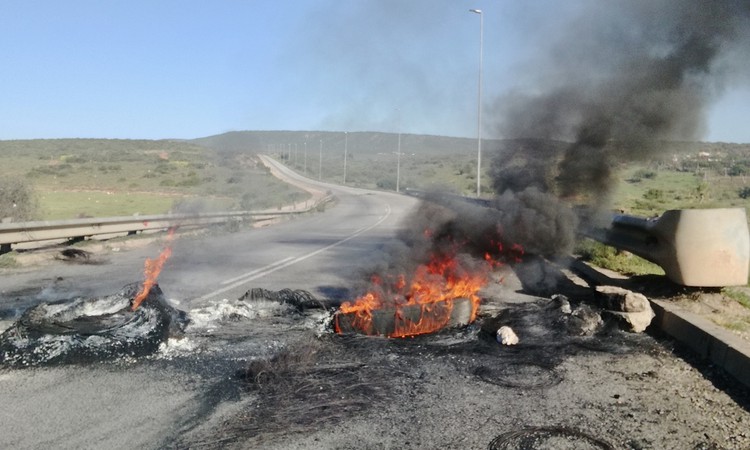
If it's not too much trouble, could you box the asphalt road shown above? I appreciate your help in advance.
[0,168,422,449]
[0,162,417,309]
[0,163,749,449]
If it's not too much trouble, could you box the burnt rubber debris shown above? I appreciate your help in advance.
[487,426,614,450]
[0,283,188,367]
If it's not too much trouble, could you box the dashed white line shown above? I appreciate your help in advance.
[193,204,392,303]
[219,256,295,285]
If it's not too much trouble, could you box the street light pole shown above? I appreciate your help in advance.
[343,131,348,184]
[319,139,323,181]
[304,140,308,175]
[395,108,402,193]
[470,8,483,197]
[397,132,401,193]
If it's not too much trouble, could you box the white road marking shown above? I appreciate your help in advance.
[219,256,295,285]
[194,204,392,303]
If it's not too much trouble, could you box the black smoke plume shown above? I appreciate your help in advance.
[492,0,750,207]
[353,1,750,299]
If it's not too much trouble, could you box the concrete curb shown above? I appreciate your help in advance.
[650,298,750,389]
[570,259,750,390]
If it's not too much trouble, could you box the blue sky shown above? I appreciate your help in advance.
[1,1,748,143]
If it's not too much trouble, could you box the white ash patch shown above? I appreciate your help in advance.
[187,299,291,332]
[157,337,200,359]
[301,309,335,336]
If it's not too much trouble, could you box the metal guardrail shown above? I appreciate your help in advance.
[0,195,334,254]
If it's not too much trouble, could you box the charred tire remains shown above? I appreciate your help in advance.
[0,283,187,367]
[56,248,102,264]
[473,362,563,389]
[241,288,327,311]
[488,426,614,450]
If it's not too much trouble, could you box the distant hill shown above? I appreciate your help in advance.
[191,130,507,157]
[2,133,750,219]
[191,130,750,160]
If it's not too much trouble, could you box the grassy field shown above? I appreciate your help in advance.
[36,191,241,220]
[3,133,750,222]
[0,138,309,220]
[38,191,178,220]
[614,166,750,216]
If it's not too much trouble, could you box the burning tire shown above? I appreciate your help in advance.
[0,283,187,367]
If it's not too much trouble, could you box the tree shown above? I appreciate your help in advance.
[0,177,38,222]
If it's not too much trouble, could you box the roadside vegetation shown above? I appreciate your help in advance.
[576,145,750,283]
[0,252,18,268]
[574,239,664,277]
[0,138,309,220]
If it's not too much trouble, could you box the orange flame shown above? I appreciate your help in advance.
[131,227,176,310]
[334,248,508,338]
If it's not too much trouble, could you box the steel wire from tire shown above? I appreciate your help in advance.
[488,426,613,450]
[473,362,563,389]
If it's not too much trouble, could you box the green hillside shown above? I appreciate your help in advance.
[0,138,307,220]
[3,132,750,221]
[193,130,506,194]
[193,131,750,209]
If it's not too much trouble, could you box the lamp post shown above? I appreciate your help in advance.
[395,108,402,193]
[470,8,483,197]
[304,140,308,175]
[319,139,323,181]
[343,131,348,184]
[396,132,401,193]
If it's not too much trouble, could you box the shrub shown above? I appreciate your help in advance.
[177,176,201,187]
[240,192,258,210]
[729,165,747,177]
[634,169,656,180]
[0,252,19,268]
[0,178,39,222]
[376,178,396,190]
[0,177,38,221]
[643,189,663,201]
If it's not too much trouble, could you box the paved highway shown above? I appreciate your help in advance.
[0,157,418,310]
[0,160,424,449]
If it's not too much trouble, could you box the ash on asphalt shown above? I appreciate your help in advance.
[1,280,749,449]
